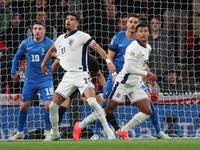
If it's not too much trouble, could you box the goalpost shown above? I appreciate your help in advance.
[0,0,200,140]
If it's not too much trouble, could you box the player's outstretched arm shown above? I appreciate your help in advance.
[41,43,56,75]
[89,42,116,73]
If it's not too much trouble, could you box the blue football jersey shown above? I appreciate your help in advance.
[11,36,54,81]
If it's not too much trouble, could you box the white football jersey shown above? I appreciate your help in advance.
[55,30,94,72]
[116,39,151,85]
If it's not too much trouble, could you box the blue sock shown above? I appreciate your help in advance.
[44,111,51,131]
[149,99,161,133]
[18,110,27,132]
[94,101,107,135]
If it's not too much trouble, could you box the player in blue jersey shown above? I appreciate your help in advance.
[91,14,170,140]
[8,21,54,141]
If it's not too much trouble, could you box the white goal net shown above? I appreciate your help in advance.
[0,0,200,140]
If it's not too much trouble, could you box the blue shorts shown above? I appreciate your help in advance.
[103,77,113,99]
[21,76,54,102]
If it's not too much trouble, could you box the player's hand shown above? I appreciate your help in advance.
[41,63,49,75]
[107,63,116,74]
[147,72,157,81]
[112,74,117,84]
[50,52,57,57]
[11,74,19,83]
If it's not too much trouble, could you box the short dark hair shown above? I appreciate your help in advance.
[128,13,140,21]
[67,13,80,23]
[148,15,161,23]
[32,20,46,28]
[135,23,148,32]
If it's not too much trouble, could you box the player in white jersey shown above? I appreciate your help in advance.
[105,23,158,140]
[41,13,116,141]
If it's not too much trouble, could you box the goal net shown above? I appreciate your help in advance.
[0,0,200,140]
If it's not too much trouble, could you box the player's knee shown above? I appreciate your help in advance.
[45,105,50,112]
[145,109,152,116]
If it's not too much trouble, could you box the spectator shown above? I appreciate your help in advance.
[162,0,192,62]
[9,57,27,94]
[161,65,190,93]
[26,9,57,41]
[51,0,69,36]
[117,13,128,32]
[148,15,175,85]
[0,37,12,94]
[192,0,200,83]
[0,0,13,34]
[2,12,25,55]
[25,0,50,26]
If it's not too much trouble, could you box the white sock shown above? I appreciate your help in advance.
[87,97,109,131]
[121,112,151,132]
[49,102,60,135]
[79,112,97,128]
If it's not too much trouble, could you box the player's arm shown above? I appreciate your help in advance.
[51,59,60,73]
[95,70,106,87]
[11,44,25,83]
[89,42,116,73]
[41,43,56,75]
[126,59,157,81]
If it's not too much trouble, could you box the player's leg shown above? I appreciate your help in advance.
[148,99,170,139]
[58,97,71,124]
[39,80,54,138]
[8,78,37,141]
[44,76,76,141]
[84,88,115,140]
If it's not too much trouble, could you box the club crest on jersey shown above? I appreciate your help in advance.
[41,48,45,55]
[130,52,135,56]
[116,93,121,98]
[69,39,74,47]
[110,39,114,45]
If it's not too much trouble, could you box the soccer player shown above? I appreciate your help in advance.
[8,21,54,141]
[105,23,157,140]
[91,14,170,140]
[41,13,116,141]
[51,54,105,124]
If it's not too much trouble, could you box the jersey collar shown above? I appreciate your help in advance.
[65,30,78,39]
[136,38,146,48]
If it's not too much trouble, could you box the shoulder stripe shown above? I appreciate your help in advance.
[86,38,93,46]
[109,46,117,52]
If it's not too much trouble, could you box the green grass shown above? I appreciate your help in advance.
[1,138,200,150]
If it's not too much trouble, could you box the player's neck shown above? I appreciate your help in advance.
[33,36,44,43]
[137,39,147,47]
[66,28,77,37]
[126,30,137,40]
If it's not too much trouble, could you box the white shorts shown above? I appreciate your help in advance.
[55,72,95,99]
[109,81,148,104]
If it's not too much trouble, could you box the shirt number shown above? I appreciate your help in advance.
[31,55,40,62]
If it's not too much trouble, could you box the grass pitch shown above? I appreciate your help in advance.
[1,138,200,150]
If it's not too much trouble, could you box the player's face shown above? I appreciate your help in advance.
[149,18,161,32]
[65,15,79,31]
[20,61,27,72]
[168,72,178,83]
[117,17,128,31]
[32,24,46,41]
[126,17,140,33]
[136,27,149,42]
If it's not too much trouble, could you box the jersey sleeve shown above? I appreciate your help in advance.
[82,32,93,45]
[126,42,140,61]
[11,40,26,75]
[108,34,119,52]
